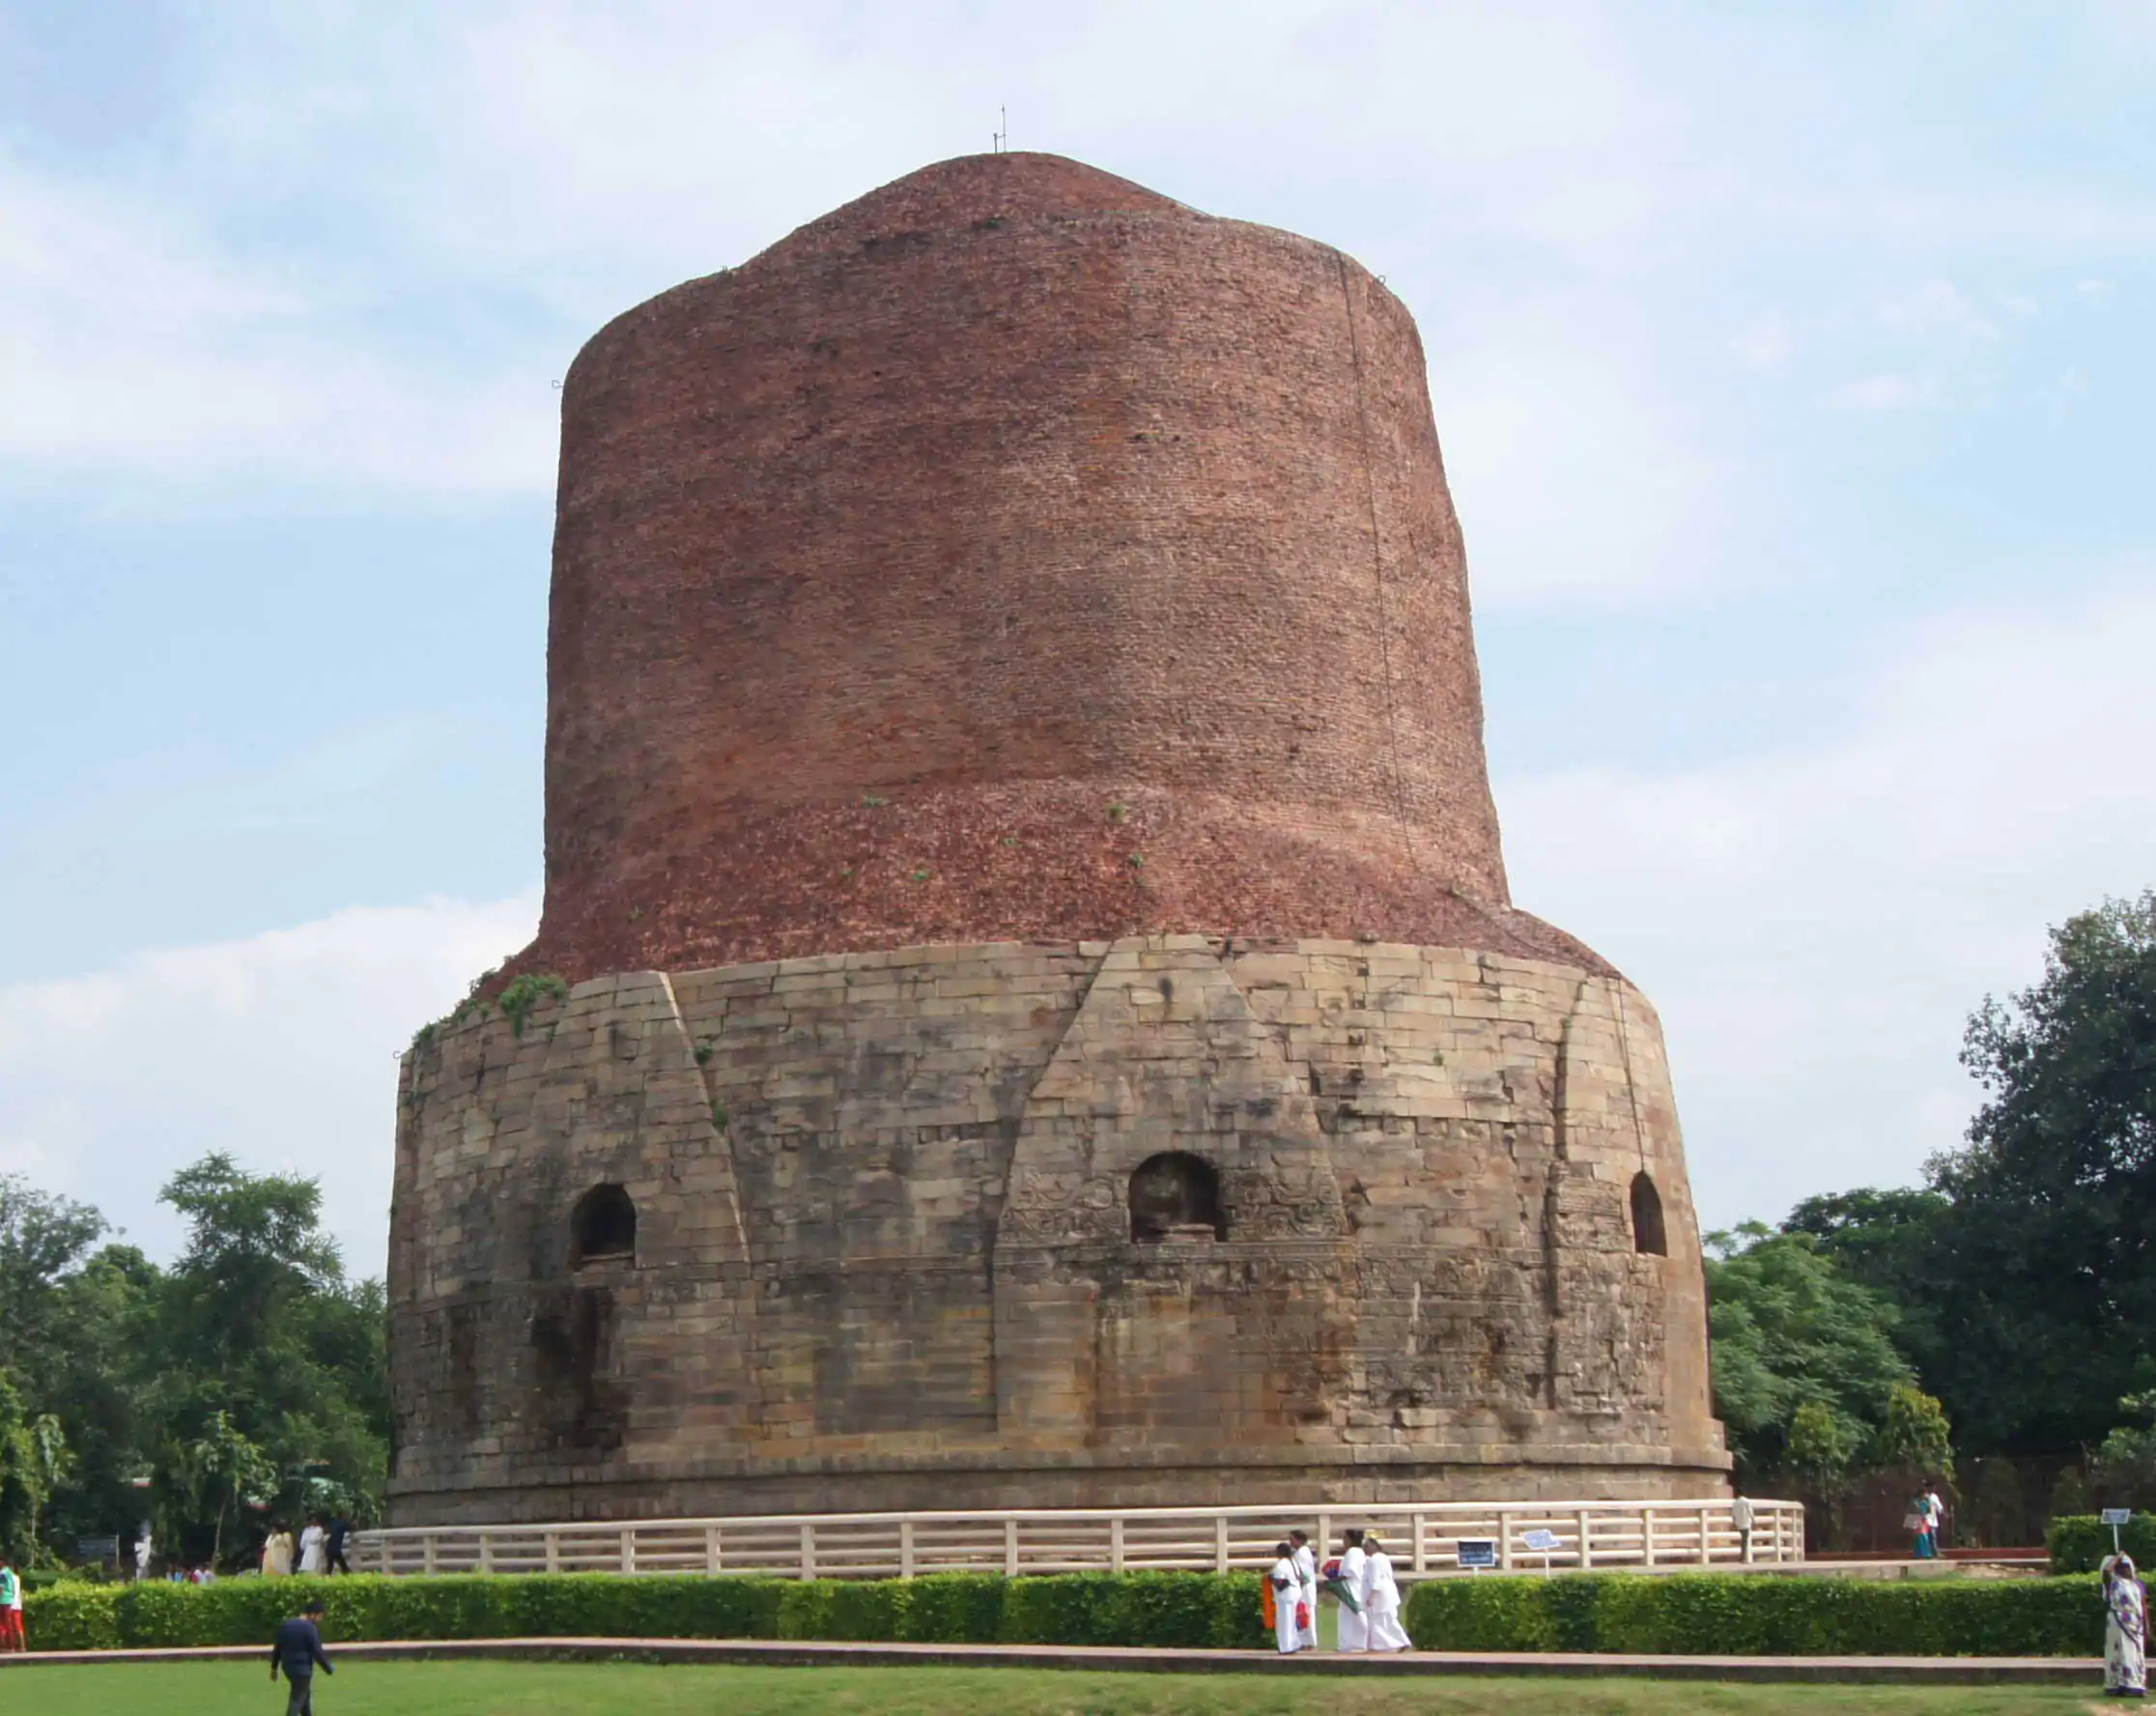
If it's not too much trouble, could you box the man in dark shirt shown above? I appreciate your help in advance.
[270,1598,333,1715]
[326,1514,353,1576]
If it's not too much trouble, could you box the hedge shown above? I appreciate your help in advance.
[1404,1571,2107,1657]
[22,1568,2113,1658]
[20,1570,1266,1653]
[2049,1513,2156,1574]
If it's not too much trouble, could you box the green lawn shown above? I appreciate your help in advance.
[0,1661,2108,1714]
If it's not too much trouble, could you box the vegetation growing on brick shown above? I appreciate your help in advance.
[497,972,570,1038]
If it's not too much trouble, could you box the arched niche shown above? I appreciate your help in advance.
[570,1183,638,1269]
[1129,1153,1226,1243]
[1630,1170,1668,1257]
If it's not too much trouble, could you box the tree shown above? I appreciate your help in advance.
[2090,1392,2156,1511]
[167,1410,276,1567]
[1704,1223,1916,1485]
[0,1155,389,1566]
[0,1176,106,1403]
[1924,891,2156,1452]
[145,1155,387,1553]
[1873,1383,1954,1480]
[1786,1400,1858,1493]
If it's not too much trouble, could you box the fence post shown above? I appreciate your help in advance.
[1698,1505,1712,1565]
[1110,1515,1124,1573]
[1005,1518,1019,1578]
[423,1534,439,1576]
[1412,1512,1427,1575]
[705,1525,721,1577]
[621,1527,637,1576]
[479,1530,495,1575]
[1215,1515,1230,1573]
[801,1523,816,1581]
[900,1519,916,1579]
[1500,1510,1515,1572]
[1642,1508,1656,1568]
[1577,1507,1593,1569]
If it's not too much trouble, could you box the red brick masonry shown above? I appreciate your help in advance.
[520,152,1583,983]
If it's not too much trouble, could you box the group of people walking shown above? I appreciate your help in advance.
[1266,1528,1409,1655]
[259,1516,355,1579]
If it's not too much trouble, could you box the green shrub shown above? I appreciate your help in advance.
[2048,1513,2156,1574]
[19,1570,1262,1653]
[34,1568,2103,1659]
[1404,1571,2107,1657]
[18,1581,121,1649]
[900,1573,1007,1643]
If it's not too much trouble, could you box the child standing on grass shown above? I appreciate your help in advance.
[270,1596,335,1715]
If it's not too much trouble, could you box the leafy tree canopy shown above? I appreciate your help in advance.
[1704,1222,1918,1486]
[1925,891,2156,1452]
[0,1156,385,1567]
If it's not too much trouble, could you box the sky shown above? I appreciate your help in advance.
[3,0,2153,1275]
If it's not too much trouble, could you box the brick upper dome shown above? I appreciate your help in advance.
[755,152,1184,263]
[519,153,1605,982]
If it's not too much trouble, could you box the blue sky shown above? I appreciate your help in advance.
[4,0,2153,1272]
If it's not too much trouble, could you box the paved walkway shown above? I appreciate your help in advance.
[0,1636,2106,1684]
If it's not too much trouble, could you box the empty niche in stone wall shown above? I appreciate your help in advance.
[570,1184,637,1269]
[1130,1153,1226,1244]
[1630,1171,1667,1257]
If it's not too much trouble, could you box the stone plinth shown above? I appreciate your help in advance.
[387,936,1725,1524]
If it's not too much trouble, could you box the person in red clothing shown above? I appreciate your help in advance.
[0,1555,25,1651]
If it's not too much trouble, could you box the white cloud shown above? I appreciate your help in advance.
[1733,317,1791,369]
[0,161,556,492]
[1830,372,1933,412]
[1435,291,1734,607]
[0,892,539,1274]
[1500,583,2156,1230]
[1879,279,1998,343]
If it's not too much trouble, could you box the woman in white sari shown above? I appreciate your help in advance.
[2106,1554,2148,1699]
[1336,1530,1369,1652]
[1266,1540,1304,1654]
[1360,1530,1412,1652]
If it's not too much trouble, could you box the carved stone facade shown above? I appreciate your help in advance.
[388,936,1723,1522]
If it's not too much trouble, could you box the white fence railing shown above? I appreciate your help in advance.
[355,1498,1802,1580]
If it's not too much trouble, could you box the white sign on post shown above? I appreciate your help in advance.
[1521,1527,1561,1576]
[2103,1509,2134,1526]
[1457,1537,1497,1572]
